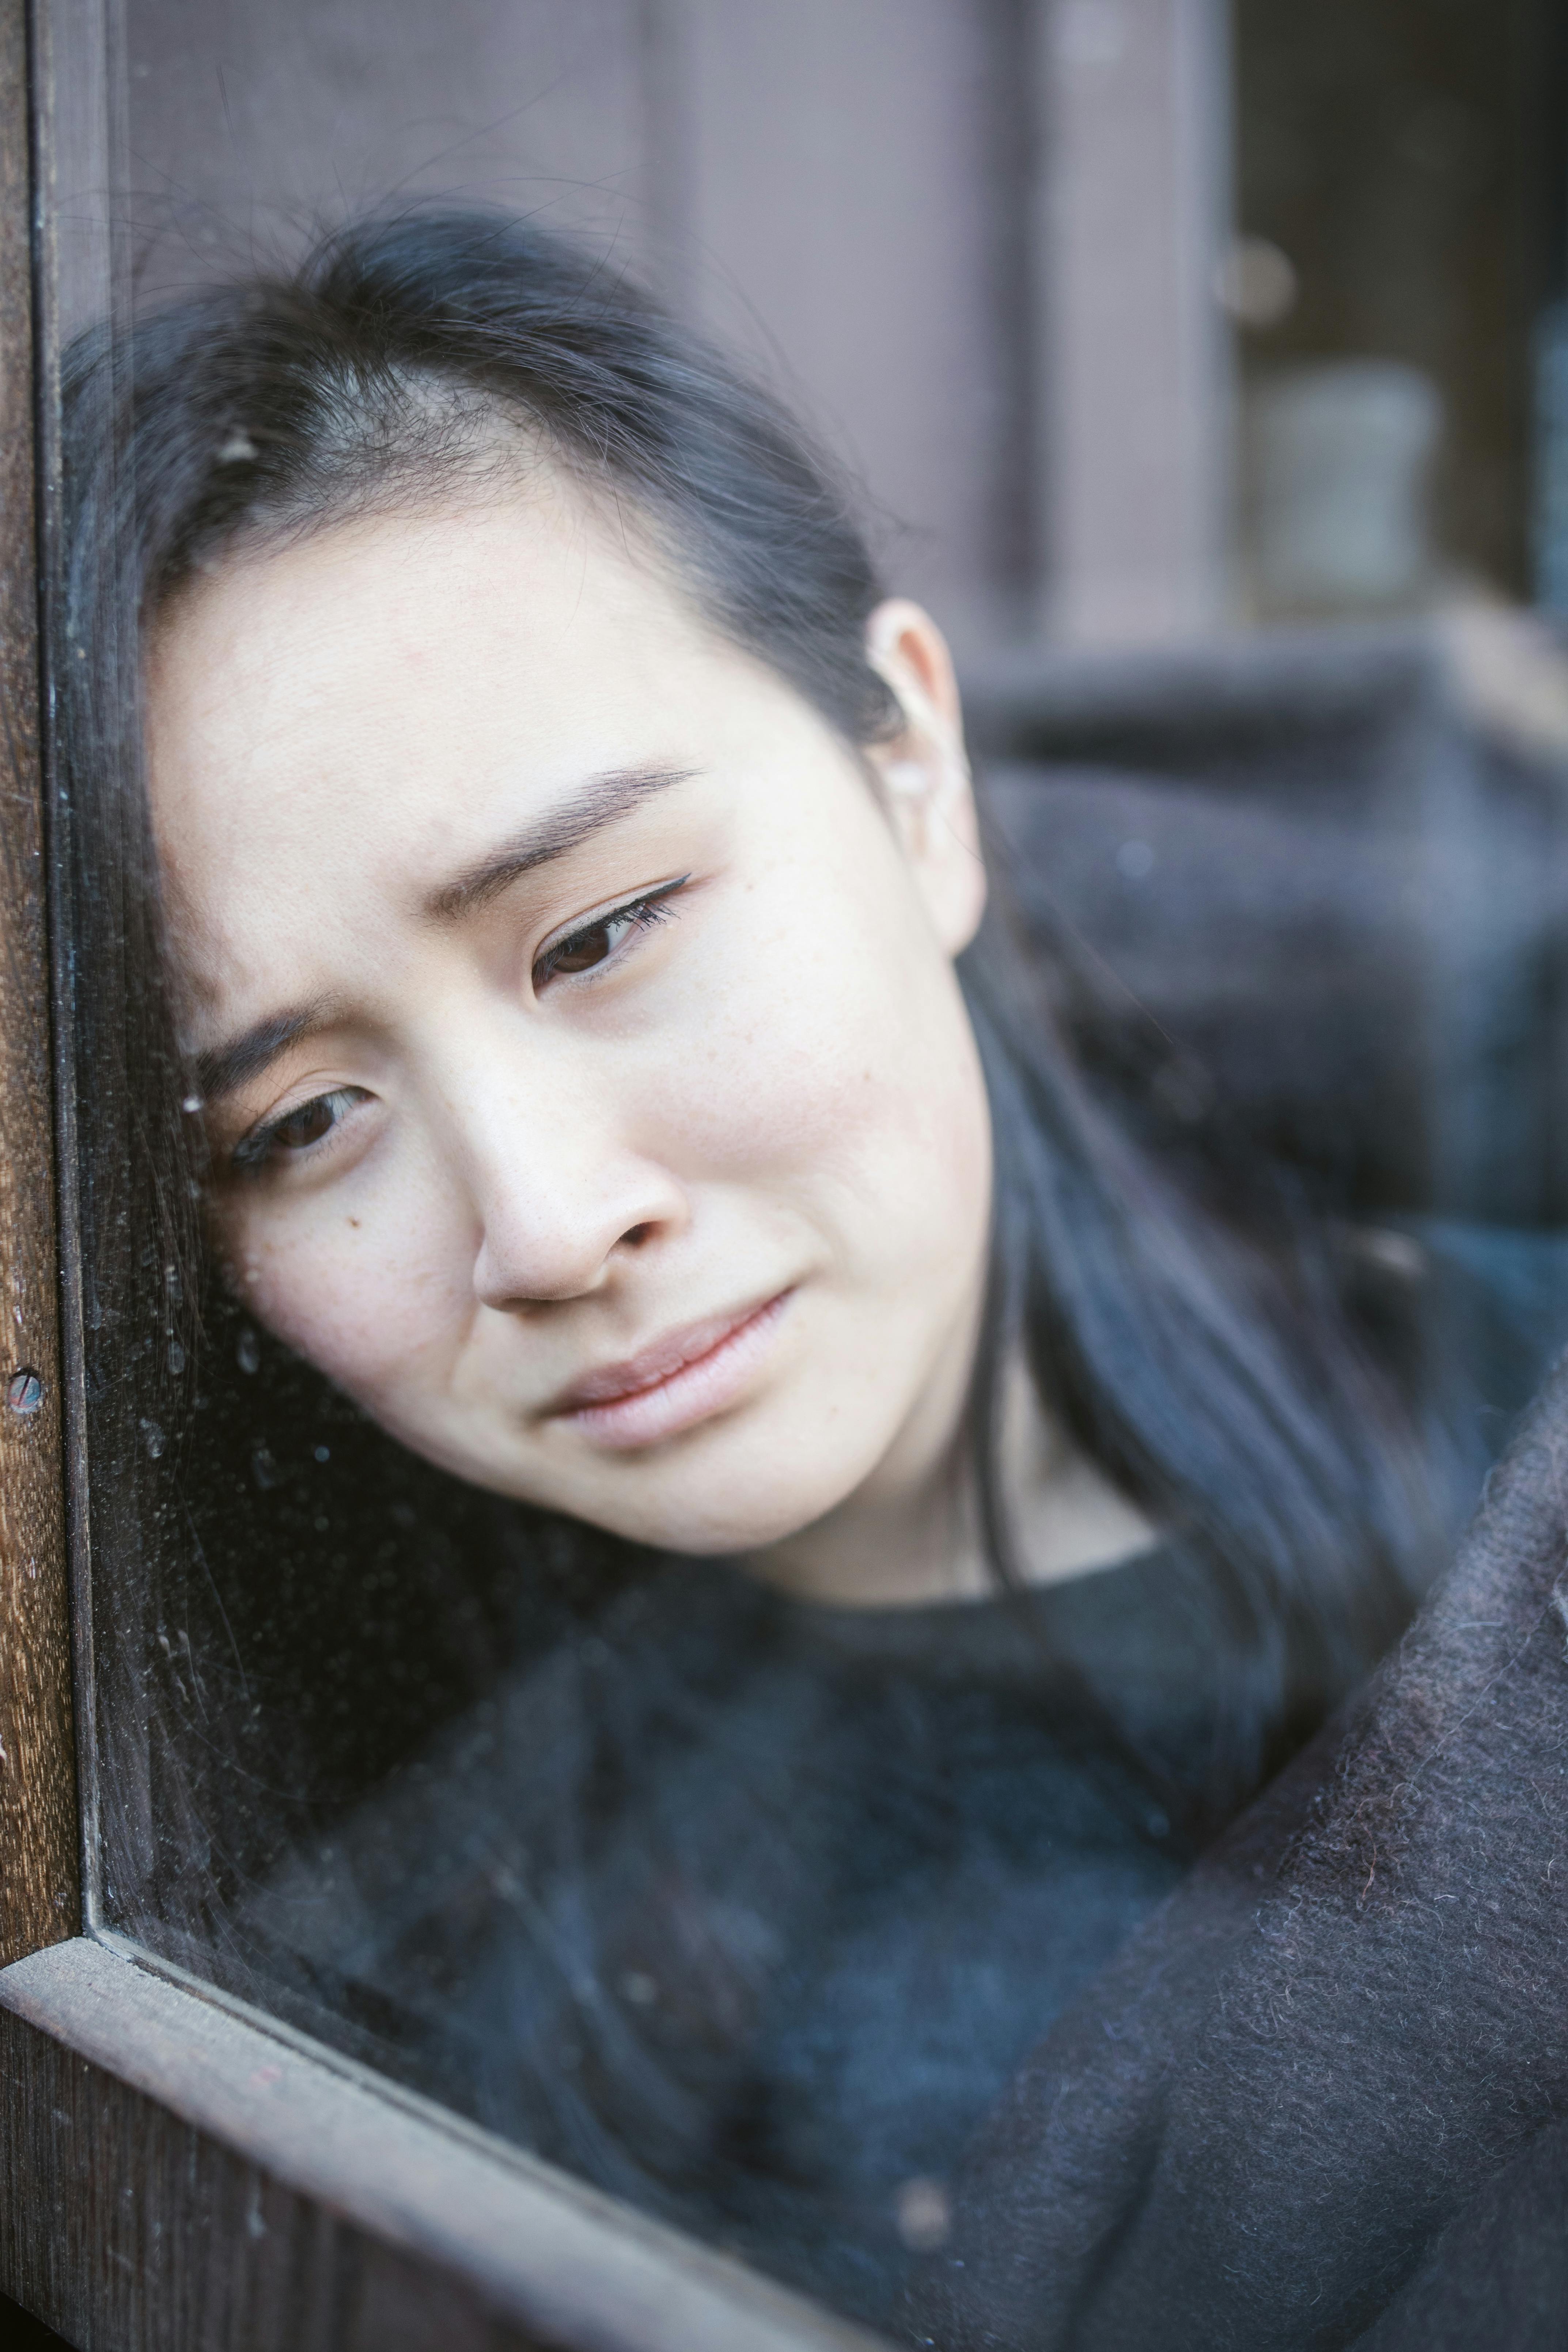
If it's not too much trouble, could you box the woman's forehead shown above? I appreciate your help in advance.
[144,492,758,892]
[149,484,698,743]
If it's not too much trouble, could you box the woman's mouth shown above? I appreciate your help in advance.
[546,1289,794,1450]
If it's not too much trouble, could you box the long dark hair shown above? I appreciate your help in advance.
[58,206,1446,2080]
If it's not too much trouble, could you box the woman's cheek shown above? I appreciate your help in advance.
[232,1190,473,1397]
[645,910,915,1177]
[704,929,978,1200]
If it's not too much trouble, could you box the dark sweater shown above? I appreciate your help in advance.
[239,1220,1568,2338]
[251,1544,1211,2322]
[904,1273,1568,2352]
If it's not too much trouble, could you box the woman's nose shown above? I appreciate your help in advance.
[461,1079,688,1310]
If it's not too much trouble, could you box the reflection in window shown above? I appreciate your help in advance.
[50,4,1568,2339]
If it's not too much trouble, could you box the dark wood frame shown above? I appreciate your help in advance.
[0,0,79,1982]
[0,1936,884,2349]
[0,4,886,2341]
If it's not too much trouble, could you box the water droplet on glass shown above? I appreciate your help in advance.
[181,1095,203,1115]
[313,1443,331,1463]
[251,1446,279,1491]
[168,1340,186,1375]
[894,2175,952,2253]
[236,1328,260,1375]
[6,1368,43,1416]
[1116,838,1155,881]
[140,1418,166,1460]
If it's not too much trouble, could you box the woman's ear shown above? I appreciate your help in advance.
[864,599,987,958]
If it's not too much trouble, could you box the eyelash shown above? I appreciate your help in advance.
[230,881,689,1177]
[531,878,688,989]
[230,1086,369,1179]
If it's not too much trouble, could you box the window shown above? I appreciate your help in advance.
[5,5,1567,2347]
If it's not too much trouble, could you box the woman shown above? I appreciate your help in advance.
[58,209,1556,2332]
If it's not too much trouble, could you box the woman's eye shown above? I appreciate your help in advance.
[543,916,628,977]
[232,1087,368,1175]
[274,1098,338,1150]
[534,883,686,989]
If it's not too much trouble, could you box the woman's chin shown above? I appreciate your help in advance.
[577,1474,854,1562]
[545,1432,873,1561]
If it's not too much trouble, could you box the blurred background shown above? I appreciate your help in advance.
[111,0,1568,658]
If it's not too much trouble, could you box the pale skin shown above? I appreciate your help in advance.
[146,471,1152,1607]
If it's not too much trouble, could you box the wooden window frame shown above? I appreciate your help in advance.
[0,4,880,2341]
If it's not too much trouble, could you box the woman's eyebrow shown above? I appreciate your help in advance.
[423,763,700,923]
[192,1004,335,1106]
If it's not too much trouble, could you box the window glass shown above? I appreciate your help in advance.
[51,3,1568,2339]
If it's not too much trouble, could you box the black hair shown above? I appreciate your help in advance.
[58,207,908,1929]
[57,205,1454,2219]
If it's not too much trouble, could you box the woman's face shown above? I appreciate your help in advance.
[145,477,992,1567]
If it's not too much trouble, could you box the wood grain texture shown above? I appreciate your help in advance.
[0,0,81,1967]
[0,1938,891,2352]
[0,1999,543,2351]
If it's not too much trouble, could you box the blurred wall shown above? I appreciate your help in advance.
[120,0,1235,656]
[1039,0,1233,643]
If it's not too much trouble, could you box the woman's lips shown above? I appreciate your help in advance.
[546,1290,794,1451]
